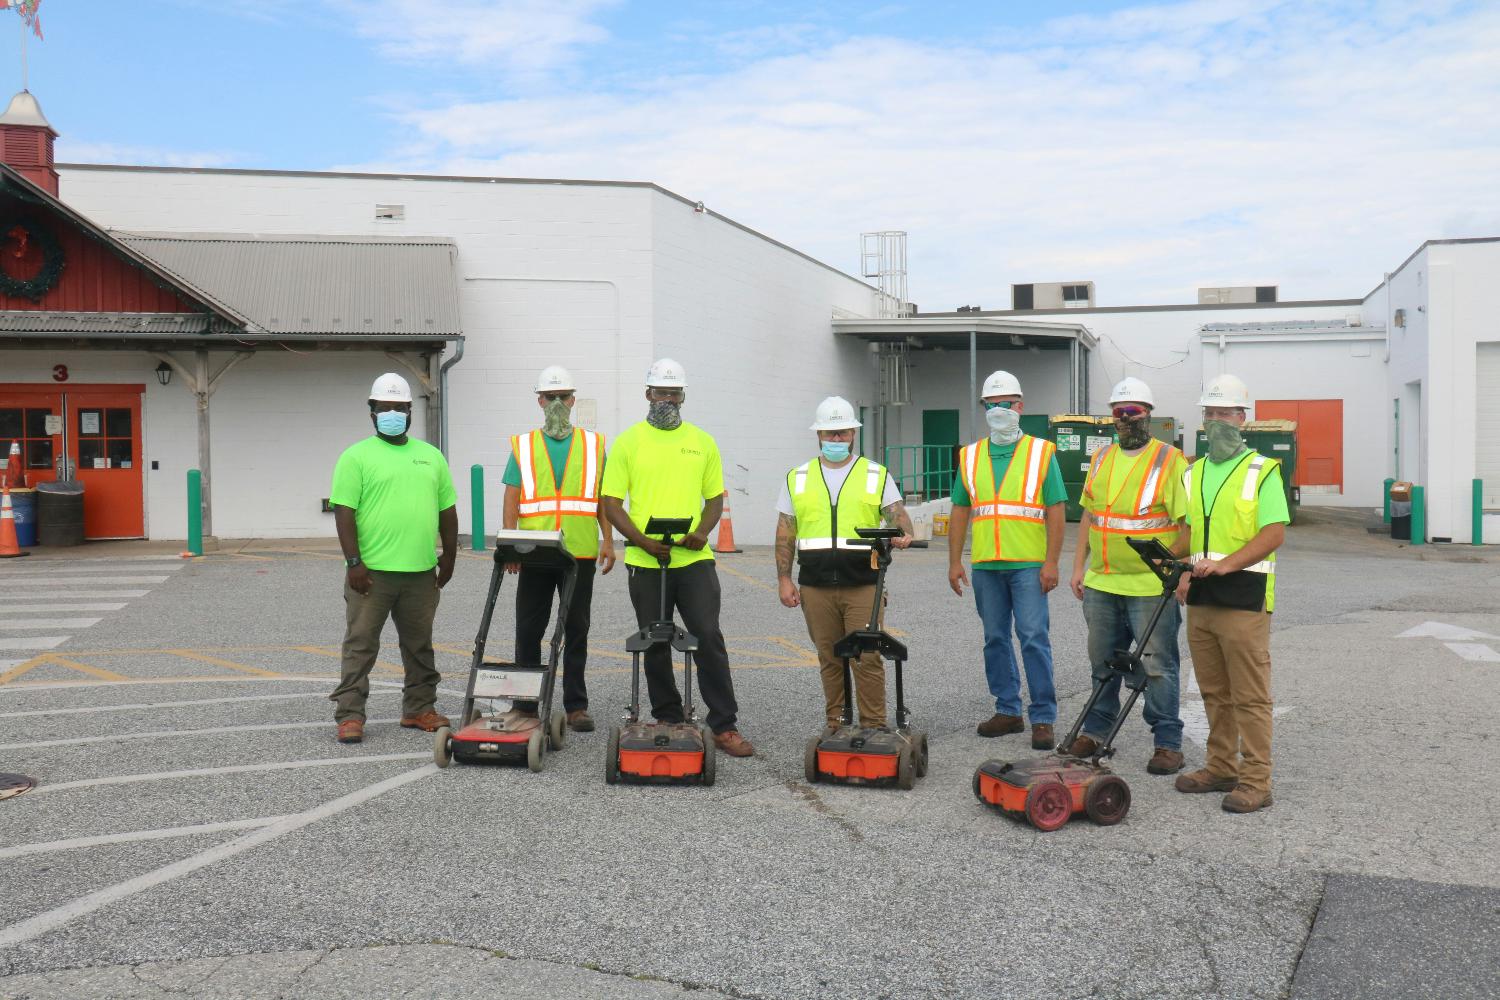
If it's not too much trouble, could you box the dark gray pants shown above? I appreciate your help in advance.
[332,569,441,722]
[515,560,596,713]
[626,560,738,734]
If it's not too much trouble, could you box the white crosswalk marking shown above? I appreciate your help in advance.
[0,603,127,613]
[0,636,68,650]
[0,559,187,666]
[0,618,103,630]
[1,590,149,598]
[9,575,170,585]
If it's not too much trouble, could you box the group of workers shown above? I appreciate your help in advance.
[326,360,1286,815]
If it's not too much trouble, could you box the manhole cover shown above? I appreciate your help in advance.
[0,773,36,801]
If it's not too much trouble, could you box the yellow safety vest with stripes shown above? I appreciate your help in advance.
[1185,450,1279,612]
[787,456,888,586]
[1083,440,1182,578]
[958,434,1055,563]
[510,428,605,559]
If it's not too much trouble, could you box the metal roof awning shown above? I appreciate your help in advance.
[832,315,1098,351]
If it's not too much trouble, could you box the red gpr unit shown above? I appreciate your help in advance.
[606,518,715,786]
[433,529,575,773]
[974,537,1190,830]
[804,527,927,790]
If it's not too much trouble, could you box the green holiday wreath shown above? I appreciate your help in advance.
[0,218,64,301]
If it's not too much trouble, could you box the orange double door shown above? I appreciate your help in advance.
[0,383,145,539]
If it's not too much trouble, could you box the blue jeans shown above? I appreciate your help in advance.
[972,567,1056,724]
[1080,587,1183,751]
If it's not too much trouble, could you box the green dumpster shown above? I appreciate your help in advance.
[1051,415,1115,522]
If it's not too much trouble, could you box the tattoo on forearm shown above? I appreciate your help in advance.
[776,513,797,576]
[883,502,914,535]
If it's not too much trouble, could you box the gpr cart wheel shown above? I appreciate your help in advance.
[526,728,545,773]
[896,743,915,791]
[913,731,929,778]
[605,726,621,785]
[549,711,566,751]
[432,727,452,769]
[1084,775,1131,826]
[804,736,822,784]
[1024,779,1073,832]
[701,725,717,787]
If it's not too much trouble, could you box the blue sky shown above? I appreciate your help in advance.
[12,1,1500,309]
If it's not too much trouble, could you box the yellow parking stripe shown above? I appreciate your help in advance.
[292,644,404,675]
[0,655,50,685]
[164,650,284,678]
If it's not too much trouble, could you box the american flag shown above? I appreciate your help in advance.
[0,0,43,40]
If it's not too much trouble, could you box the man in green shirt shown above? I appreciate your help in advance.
[329,373,459,744]
[600,358,753,758]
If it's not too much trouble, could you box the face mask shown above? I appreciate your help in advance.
[820,441,851,462]
[541,398,572,440]
[1116,416,1152,450]
[1204,419,1245,462]
[375,410,408,437]
[647,400,682,430]
[985,404,1022,445]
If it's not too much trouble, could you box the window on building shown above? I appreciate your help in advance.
[0,406,56,472]
[1012,284,1034,310]
[1256,286,1278,303]
[375,204,405,221]
[76,407,134,470]
[1062,284,1090,308]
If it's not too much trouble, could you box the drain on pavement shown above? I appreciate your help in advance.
[0,772,36,800]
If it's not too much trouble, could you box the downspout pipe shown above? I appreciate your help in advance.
[438,337,465,456]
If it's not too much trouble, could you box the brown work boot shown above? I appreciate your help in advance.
[976,713,1024,737]
[713,730,755,757]
[1066,734,1101,758]
[336,719,364,744]
[567,709,595,733]
[1222,787,1273,813]
[1031,724,1055,750]
[1148,748,1185,775]
[399,709,451,732]
[1174,768,1238,793]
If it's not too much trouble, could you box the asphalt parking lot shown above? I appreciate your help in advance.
[1,509,1498,999]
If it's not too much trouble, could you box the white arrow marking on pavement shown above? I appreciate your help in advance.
[1443,642,1500,662]
[1396,621,1500,641]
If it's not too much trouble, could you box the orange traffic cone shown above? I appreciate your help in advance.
[0,485,30,559]
[3,441,21,489]
[714,491,742,554]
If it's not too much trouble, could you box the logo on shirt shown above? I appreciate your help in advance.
[412,458,432,466]
[680,447,702,457]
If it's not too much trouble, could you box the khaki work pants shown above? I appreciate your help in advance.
[1186,603,1273,793]
[800,584,886,728]
[331,569,442,722]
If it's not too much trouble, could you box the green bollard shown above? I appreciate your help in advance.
[1383,478,1394,523]
[1475,479,1484,546]
[1411,485,1426,546]
[470,464,485,551]
[186,469,203,556]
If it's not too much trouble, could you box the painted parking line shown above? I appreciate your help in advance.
[0,618,103,631]
[0,590,150,599]
[0,637,68,652]
[0,689,399,721]
[0,676,339,694]
[0,764,437,949]
[164,649,286,678]
[0,557,184,567]
[0,718,402,752]
[0,603,127,613]
[0,817,291,861]
[5,576,171,585]
[29,752,430,794]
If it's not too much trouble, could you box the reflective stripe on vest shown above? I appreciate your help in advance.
[788,457,888,553]
[960,435,1051,563]
[1084,441,1180,575]
[511,428,604,557]
[1186,452,1279,609]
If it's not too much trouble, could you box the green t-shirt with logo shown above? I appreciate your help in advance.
[600,420,723,570]
[330,436,458,572]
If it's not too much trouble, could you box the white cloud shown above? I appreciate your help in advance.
[360,1,1500,308]
[56,140,239,170]
[331,0,619,73]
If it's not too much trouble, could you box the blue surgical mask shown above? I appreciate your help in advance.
[375,410,408,436]
[820,441,852,462]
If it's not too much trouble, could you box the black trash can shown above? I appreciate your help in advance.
[37,480,85,547]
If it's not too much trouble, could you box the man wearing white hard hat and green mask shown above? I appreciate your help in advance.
[501,365,615,733]
[948,370,1067,750]
[1175,374,1288,814]
[776,396,913,729]
[329,373,458,745]
[601,359,753,757]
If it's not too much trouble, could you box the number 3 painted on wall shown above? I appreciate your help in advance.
[52,364,68,382]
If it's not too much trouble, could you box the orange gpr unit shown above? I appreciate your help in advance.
[974,537,1189,831]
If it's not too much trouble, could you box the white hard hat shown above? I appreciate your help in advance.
[645,358,687,389]
[1199,374,1250,409]
[981,370,1023,398]
[810,396,861,431]
[534,365,575,394]
[1108,376,1155,408]
[369,372,412,403]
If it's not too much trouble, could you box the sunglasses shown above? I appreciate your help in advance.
[982,401,1016,410]
[540,392,573,402]
[1112,405,1148,419]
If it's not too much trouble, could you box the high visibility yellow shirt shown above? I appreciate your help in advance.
[509,428,605,559]
[600,420,723,570]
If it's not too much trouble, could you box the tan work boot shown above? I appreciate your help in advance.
[336,719,364,744]
[1222,787,1273,813]
[567,709,595,733]
[976,713,1024,737]
[1066,734,1101,758]
[399,709,451,732]
[1148,748,1185,775]
[1174,768,1238,793]
[713,730,755,757]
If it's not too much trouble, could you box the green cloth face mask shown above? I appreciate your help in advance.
[1204,419,1245,462]
[542,398,572,440]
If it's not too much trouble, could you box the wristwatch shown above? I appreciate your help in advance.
[345,556,362,568]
